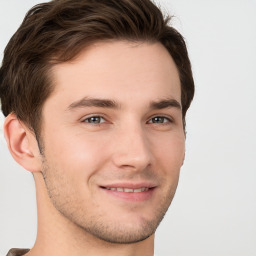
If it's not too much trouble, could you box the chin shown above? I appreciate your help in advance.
[81,219,157,244]
[71,208,168,244]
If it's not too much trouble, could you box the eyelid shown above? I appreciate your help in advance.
[81,114,107,124]
[80,113,174,124]
[147,115,174,124]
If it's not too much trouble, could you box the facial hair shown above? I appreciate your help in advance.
[41,157,179,244]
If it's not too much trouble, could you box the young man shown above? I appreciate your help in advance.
[0,0,194,255]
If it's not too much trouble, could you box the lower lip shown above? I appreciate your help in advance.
[101,188,155,202]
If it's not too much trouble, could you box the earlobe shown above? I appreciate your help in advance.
[4,113,42,173]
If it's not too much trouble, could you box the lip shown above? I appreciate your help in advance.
[99,182,157,202]
[100,182,157,189]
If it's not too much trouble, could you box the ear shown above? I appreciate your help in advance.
[4,113,42,173]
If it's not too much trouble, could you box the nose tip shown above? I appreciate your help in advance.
[116,153,151,170]
[111,130,151,171]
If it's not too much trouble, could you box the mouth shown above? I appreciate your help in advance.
[99,184,156,202]
[103,187,150,193]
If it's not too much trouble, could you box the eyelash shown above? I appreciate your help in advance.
[147,116,173,124]
[82,115,173,125]
[83,115,106,124]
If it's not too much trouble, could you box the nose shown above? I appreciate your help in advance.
[111,124,152,171]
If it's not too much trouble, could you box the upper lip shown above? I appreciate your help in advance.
[100,182,157,189]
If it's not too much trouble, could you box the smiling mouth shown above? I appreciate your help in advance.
[100,185,155,201]
[103,187,149,193]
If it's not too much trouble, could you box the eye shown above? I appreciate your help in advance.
[83,116,106,124]
[148,116,172,124]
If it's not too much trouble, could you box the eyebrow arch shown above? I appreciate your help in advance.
[67,97,181,112]
[67,97,120,111]
[149,98,182,110]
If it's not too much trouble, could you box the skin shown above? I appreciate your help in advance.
[4,41,185,256]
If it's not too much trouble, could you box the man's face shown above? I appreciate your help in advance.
[40,41,185,243]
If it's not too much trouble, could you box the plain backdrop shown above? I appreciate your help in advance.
[0,0,256,255]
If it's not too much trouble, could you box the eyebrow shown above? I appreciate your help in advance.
[149,98,182,110]
[67,97,120,111]
[67,97,181,111]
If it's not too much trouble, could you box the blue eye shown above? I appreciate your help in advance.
[149,116,171,124]
[83,116,105,124]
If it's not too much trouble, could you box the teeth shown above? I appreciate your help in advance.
[105,187,149,193]
[123,188,133,192]
[134,188,146,192]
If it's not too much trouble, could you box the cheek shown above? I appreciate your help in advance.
[155,135,184,201]
[152,132,185,173]
[41,133,107,205]
[43,131,111,178]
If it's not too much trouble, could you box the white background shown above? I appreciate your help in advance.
[0,0,256,255]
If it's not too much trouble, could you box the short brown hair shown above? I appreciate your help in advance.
[0,0,194,136]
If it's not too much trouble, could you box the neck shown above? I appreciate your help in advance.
[27,173,154,256]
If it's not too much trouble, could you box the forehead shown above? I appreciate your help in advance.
[47,41,181,108]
